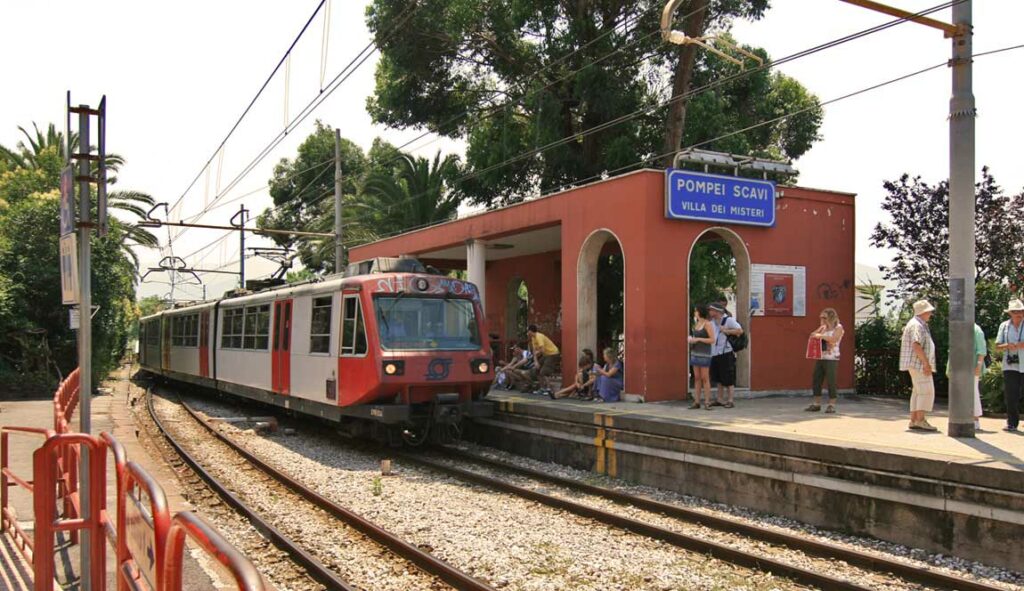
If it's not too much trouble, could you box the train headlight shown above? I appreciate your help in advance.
[470,359,490,374]
[383,361,404,376]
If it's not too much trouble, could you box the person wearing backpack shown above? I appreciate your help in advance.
[708,303,744,408]
[806,308,845,414]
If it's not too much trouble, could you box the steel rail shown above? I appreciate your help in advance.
[171,396,497,591]
[436,448,1007,591]
[146,389,355,591]
[400,452,877,591]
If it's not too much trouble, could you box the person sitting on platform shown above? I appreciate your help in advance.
[496,344,533,391]
[526,324,561,395]
[551,354,597,399]
[593,347,624,402]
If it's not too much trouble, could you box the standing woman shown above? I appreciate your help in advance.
[806,308,845,414]
[995,299,1024,432]
[689,305,717,410]
[592,348,624,402]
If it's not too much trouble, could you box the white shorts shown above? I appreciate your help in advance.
[908,368,935,412]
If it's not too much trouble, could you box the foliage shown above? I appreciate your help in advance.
[138,295,168,318]
[689,239,735,306]
[365,0,821,207]
[354,150,463,237]
[285,268,317,284]
[870,168,1024,300]
[0,193,137,385]
[980,359,1005,414]
[0,121,152,391]
[257,124,467,274]
[853,315,908,397]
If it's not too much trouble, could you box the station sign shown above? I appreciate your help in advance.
[60,165,74,237]
[59,233,79,305]
[665,169,776,227]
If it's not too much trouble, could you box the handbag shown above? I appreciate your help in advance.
[806,336,823,360]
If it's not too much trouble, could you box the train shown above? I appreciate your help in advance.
[138,257,494,444]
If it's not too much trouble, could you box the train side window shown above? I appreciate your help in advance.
[341,295,367,356]
[310,296,332,354]
[243,304,271,350]
[221,308,244,349]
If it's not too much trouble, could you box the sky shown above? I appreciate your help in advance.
[1,1,1021,301]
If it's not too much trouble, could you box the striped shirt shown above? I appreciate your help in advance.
[899,316,935,372]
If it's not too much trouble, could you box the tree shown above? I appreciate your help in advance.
[869,168,1024,300]
[365,0,820,207]
[355,151,463,237]
[256,121,372,274]
[689,239,736,306]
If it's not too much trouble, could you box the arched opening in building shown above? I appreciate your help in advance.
[505,278,529,345]
[578,230,625,367]
[687,227,751,388]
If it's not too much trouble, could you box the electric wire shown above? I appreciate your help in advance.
[341,37,1023,248]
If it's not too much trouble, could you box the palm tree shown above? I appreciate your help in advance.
[356,151,464,239]
[1,121,153,271]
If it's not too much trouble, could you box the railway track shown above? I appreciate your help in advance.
[147,388,495,591]
[421,448,1010,591]
[157,388,1015,591]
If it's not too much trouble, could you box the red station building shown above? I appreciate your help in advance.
[349,169,856,402]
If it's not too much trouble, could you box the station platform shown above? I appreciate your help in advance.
[473,390,1024,571]
[0,367,216,590]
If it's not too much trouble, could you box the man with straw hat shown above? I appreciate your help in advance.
[995,298,1024,432]
[899,299,938,431]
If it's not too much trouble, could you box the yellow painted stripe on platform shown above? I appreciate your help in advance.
[605,415,617,477]
[593,413,606,474]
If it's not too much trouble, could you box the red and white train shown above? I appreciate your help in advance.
[139,258,493,444]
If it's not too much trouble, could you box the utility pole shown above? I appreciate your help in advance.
[65,93,107,591]
[231,204,248,289]
[76,103,93,591]
[946,1,976,437]
[334,128,344,273]
[835,0,975,437]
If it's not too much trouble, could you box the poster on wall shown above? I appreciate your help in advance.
[750,264,805,316]
[763,273,794,316]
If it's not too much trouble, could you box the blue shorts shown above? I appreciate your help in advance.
[690,355,712,368]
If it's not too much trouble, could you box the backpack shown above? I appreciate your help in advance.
[722,317,748,352]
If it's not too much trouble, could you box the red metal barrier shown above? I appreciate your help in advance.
[101,432,127,551]
[32,432,107,591]
[164,511,265,591]
[53,368,82,542]
[0,426,56,565]
[116,461,171,591]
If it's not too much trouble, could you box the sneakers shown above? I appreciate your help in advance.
[824,404,836,414]
[804,404,821,412]
[909,420,938,432]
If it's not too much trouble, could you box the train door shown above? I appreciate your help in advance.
[272,300,292,395]
[161,317,171,371]
[338,291,371,404]
[199,311,210,378]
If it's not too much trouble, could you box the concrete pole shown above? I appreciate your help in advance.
[239,204,246,289]
[76,105,93,591]
[466,239,486,312]
[947,1,976,438]
[335,129,344,274]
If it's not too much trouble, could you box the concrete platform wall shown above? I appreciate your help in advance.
[471,403,1024,570]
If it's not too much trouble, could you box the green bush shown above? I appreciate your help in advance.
[980,360,1005,414]
[854,316,909,397]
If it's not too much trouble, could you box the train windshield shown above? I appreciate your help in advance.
[375,296,480,351]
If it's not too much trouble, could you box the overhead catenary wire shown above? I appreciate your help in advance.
[340,38,1023,248]
[167,0,329,218]
[282,0,967,243]
[182,2,676,234]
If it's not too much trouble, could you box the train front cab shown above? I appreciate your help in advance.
[336,275,493,441]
